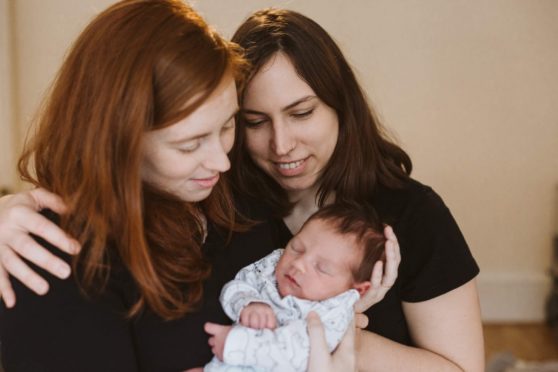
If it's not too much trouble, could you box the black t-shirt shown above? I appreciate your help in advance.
[272,179,479,343]
[0,208,279,372]
[0,179,478,370]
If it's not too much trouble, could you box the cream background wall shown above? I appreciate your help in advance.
[3,0,558,321]
[0,0,16,192]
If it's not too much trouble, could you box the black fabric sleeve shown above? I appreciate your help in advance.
[0,217,138,371]
[398,187,479,302]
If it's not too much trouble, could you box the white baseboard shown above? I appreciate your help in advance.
[478,272,552,323]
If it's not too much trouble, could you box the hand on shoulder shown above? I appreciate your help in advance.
[0,188,79,307]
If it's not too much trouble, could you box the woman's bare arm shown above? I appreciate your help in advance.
[357,279,484,372]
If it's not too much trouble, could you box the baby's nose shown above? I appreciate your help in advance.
[292,258,306,273]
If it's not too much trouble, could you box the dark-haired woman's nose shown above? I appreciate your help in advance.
[271,123,296,156]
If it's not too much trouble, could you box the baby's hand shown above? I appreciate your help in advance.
[240,302,277,329]
[204,322,231,361]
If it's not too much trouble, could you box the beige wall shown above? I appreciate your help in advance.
[4,0,558,321]
[0,0,16,191]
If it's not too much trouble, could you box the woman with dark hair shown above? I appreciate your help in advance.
[0,4,480,372]
[226,9,483,371]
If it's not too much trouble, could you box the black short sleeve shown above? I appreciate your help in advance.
[394,186,479,302]
[272,179,480,345]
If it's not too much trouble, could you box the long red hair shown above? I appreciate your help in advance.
[18,0,247,319]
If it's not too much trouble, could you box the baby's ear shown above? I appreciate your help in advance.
[353,281,371,296]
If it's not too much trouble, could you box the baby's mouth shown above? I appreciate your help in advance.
[285,274,299,287]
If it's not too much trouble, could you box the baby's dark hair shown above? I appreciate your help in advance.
[303,202,386,282]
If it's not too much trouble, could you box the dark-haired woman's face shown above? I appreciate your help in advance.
[241,53,339,199]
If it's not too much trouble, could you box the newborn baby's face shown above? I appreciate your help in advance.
[275,218,360,301]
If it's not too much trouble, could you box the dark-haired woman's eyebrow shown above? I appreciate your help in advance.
[282,95,317,112]
[242,96,317,116]
[241,108,267,116]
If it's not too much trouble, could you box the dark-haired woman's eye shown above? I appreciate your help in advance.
[243,117,267,128]
[291,109,314,120]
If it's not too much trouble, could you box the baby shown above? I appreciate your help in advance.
[204,203,386,372]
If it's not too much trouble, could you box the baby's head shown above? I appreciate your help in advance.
[276,203,386,301]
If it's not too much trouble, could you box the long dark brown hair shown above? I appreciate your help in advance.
[230,9,412,217]
[19,0,247,319]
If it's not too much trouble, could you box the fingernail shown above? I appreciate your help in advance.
[58,264,71,279]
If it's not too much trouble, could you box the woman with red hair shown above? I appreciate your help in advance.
[0,1,394,371]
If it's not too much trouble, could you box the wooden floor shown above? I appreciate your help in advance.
[484,323,558,362]
[1,324,555,372]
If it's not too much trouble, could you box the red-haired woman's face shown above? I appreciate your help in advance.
[141,76,238,202]
[241,53,339,200]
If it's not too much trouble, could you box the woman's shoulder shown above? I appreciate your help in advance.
[373,179,479,302]
[35,209,70,263]
[35,209,136,302]
[372,178,447,225]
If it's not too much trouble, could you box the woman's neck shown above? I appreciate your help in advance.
[283,186,334,234]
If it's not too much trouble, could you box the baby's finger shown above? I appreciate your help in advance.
[249,313,260,329]
[269,314,277,329]
[204,322,221,336]
[266,312,274,329]
[255,314,263,329]
[239,312,248,326]
[246,312,255,328]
